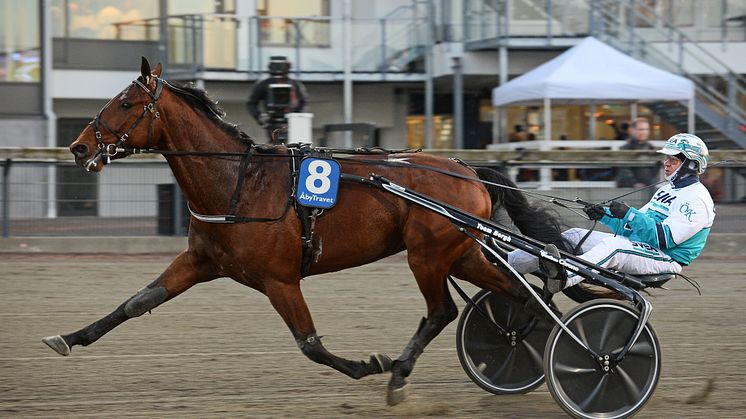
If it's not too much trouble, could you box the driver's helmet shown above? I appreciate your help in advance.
[656,133,709,174]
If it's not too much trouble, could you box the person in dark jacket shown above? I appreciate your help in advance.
[246,56,308,144]
[616,117,659,188]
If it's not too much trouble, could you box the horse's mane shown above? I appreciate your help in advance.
[165,80,255,145]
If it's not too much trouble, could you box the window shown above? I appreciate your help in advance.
[257,0,330,47]
[0,0,40,82]
[51,0,158,40]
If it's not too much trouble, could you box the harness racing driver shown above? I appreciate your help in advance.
[506,133,716,293]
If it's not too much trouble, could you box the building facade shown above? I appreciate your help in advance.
[1,0,745,220]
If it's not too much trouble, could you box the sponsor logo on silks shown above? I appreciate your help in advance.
[653,190,676,205]
[679,202,697,222]
[631,241,659,255]
[297,157,341,209]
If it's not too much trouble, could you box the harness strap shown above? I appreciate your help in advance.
[289,148,321,278]
[227,145,255,214]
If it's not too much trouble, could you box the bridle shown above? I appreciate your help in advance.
[83,77,164,171]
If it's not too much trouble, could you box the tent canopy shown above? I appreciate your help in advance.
[492,37,694,106]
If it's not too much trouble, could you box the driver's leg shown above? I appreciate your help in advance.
[506,228,612,275]
[563,236,683,289]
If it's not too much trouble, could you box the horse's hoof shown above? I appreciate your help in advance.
[386,382,410,406]
[370,353,393,373]
[42,335,70,356]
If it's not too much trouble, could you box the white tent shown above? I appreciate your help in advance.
[492,36,695,141]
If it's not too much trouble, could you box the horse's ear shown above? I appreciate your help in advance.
[152,63,162,78]
[140,57,152,82]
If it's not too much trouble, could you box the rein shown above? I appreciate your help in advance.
[97,77,737,225]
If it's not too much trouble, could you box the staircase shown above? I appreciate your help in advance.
[589,0,746,149]
[646,102,736,149]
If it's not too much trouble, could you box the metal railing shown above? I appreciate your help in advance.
[110,13,428,77]
[587,0,746,147]
[2,148,745,237]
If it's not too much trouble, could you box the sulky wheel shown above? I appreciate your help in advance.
[544,299,661,419]
[456,286,556,395]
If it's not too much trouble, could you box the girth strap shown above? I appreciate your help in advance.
[290,147,327,278]
[228,145,255,214]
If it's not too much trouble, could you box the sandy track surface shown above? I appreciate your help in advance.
[1,254,744,418]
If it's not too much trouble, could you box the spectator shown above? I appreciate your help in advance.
[616,117,659,188]
[246,56,308,144]
[509,124,529,142]
[509,124,537,181]
[614,121,630,141]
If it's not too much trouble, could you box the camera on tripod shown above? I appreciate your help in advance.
[266,83,292,122]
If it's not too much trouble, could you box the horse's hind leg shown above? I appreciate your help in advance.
[264,280,392,380]
[42,250,217,356]
[451,245,535,306]
[387,251,459,405]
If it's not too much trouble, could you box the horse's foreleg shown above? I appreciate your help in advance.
[42,251,216,356]
[387,256,459,406]
[265,280,392,380]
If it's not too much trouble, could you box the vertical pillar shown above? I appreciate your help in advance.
[2,160,10,237]
[343,0,353,147]
[424,0,435,149]
[452,56,463,149]
[43,0,57,218]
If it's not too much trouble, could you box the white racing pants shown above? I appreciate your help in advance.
[507,228,683,288]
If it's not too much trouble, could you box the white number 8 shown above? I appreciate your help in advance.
[305,160,332,194]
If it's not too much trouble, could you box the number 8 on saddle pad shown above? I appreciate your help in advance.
[297,157,341,209]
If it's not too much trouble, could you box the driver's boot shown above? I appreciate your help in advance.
[539,244,567,294]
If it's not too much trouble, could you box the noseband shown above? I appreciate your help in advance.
[83,78,163,171]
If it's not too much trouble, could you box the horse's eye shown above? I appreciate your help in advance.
[121,102,132,109]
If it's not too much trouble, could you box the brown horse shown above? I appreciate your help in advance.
[43,58,569,404]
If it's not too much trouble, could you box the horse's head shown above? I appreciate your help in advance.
[69,57,164,172]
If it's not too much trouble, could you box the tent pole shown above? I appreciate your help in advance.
[589,102,596,141]
[497,29,509,144]
[688,98,695,133]
[543,97,552,146]
[541,97,552,190]
[631,102,638,120]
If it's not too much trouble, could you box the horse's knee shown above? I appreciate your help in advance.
[124,286,168,318]
[297,333,327,364]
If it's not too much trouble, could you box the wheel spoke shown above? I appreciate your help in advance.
[553,361,597,377]
[482,300,498,325]
[578,373,610,412]
[598,310,627,349]
[615,364,643,402]
[521,339,543,371]
[625,337,655,357]
[503,300,514,327]
[488,347,517,383]
[572,317,591,349]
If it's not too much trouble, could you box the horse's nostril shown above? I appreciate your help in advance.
[71,144,89,158]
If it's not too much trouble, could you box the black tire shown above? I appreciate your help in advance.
[544,299,661,418]
[456,286,556,395]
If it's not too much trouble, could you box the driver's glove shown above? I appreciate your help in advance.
[583,204,606,221]
[609,201,631,219]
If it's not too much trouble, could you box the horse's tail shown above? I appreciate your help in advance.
[474,166,620,301]
[474,167,570,252]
